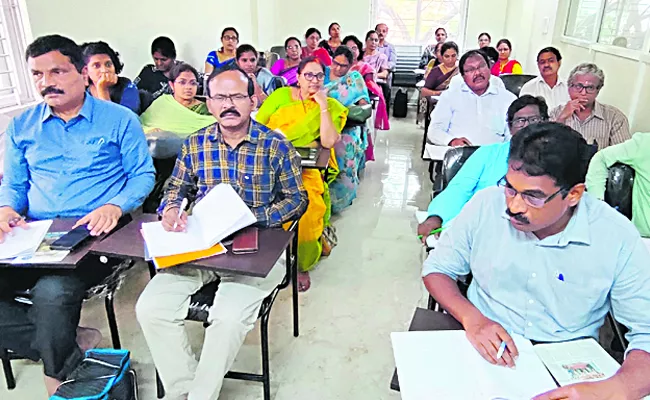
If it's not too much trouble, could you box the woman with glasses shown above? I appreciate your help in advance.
[139,63,215,136]
[491,38,522,76]
[362,30,389,81]
[270,36,302,86]
[417,95,549,242]
[81,41,140,113]
[204,27,239,75]
[257,56,348,291]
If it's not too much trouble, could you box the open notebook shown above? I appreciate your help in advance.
[0,220,52,260]
[141,184,257,258]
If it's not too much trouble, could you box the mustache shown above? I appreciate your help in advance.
[506,208,530,225]
[41,86,64,96]
[220,108,241,118]
[473,74,486,83]
[543,67,552,71]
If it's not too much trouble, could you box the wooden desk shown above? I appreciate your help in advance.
[301,147,330,170]
[390,308,463,391]
[91,214,294,278]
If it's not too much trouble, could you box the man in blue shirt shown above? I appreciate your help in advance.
[0,35,154,395]
[423,123,650,399]
[418,95,549,241]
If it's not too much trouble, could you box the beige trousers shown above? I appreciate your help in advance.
[136,255,286,400]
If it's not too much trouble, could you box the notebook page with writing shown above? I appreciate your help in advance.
[391,330,557,400]
[141,217,207,257]
[0,220,53,259]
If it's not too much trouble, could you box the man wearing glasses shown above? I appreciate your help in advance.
[551,62,630,149]
[418,95,548,242]
[423,122,650,399]
[428,50,516,147]
[519,47,570,109]
[136,68,308,400]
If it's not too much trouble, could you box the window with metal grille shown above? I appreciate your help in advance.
[0,0,35,110]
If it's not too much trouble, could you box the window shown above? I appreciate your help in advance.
[0,0,35,110]
[598,0,650,50]
[564,0,650,51]
[374,0,468,45]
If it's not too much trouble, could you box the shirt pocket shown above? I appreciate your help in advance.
[238,173,273,208]
[548,279,606,332]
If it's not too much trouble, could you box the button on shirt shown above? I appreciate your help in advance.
[423,186,650,355]
[428,80,516,146]
[550,101,631,150]
[0,95,155,220]
[160,121,308,228]
[427,141,509,224]
[519,76,570,109]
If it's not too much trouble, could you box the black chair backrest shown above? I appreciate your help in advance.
[499,74,536,97]
[138,90,154,115]
[604,163,635,220]
[271,76,286,91]
[441,146,479,188]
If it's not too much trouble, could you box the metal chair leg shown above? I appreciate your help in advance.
[155,370,165,399]
[105,291,121,349]
[1,349,15,390]
[261,312,271,400]
[291,231,299,338]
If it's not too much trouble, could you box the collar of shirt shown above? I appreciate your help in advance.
[379,41,391,48]
[499,196,591,247]
[460,79,500,97]
[208,120,260,145]
[536,76,567,90]
[41,93,95,123]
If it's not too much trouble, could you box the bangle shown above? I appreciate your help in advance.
[321,109,329,114]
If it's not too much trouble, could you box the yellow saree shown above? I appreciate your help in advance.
[256,87,348,272]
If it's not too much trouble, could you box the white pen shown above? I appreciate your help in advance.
[496,340,507,360]
[173,198,188,230]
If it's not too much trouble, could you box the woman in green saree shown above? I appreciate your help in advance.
[256,56,348,291]
[140,63,215,136]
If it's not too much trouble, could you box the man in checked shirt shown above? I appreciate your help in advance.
[136,68,308,400]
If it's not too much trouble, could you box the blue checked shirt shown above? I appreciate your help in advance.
[160,121,308,228]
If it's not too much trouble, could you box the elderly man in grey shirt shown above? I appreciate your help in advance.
[423,122,650,400]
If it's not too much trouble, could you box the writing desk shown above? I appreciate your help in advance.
[91,214,294,278]
[300,147,330,170]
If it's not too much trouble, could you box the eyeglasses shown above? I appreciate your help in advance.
[303,72,325,81]
[222,35,238,42]
[209,93,250,103]
[498,177,567,208]
[332,60,350,69]
[510,116,544,128]
[569,83,598,94]
[464,63,488,75]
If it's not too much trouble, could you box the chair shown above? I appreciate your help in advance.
[138,89,154,115]
[499,74,536,97]
[269,46,286,60]
[154,220,300,400]
[604,163,635,220]
[265,52,280,70]
[270,75,286,92]
[1,255,136,390]
[142,131,184,214]
[430,146,479,197]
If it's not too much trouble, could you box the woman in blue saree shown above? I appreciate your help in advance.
[325,46,371,214]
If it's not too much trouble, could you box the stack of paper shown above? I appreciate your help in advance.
[0,220,53,260]
[141,184,257,267]
[391,330,557,400]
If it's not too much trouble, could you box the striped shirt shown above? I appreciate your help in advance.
[160,121,308,228]
[550,101,631,149]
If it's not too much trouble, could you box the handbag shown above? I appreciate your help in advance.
[347,104,372,124]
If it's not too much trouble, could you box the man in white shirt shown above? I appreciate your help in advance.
[428,50,516,146]
[519,47,570,109]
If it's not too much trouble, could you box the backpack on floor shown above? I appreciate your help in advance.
[393,89,408,118]
[50,349,137,400]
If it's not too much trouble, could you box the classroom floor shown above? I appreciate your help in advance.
[1,116,433,399]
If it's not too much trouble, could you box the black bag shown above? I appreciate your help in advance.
[393,89,408,118]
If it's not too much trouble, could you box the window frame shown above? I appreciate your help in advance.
[562,0,650,61]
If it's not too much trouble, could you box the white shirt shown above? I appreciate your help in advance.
[448,74,505,91]
[519,76,570,109]
[428,79,516,146]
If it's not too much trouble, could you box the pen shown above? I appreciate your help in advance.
[496,340,507,360]
[173,198,188,230]
[418,226,445,240]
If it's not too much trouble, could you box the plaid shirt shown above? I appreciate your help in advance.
[160,121,308,228]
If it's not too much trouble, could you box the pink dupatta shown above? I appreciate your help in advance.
[351,61,390,131]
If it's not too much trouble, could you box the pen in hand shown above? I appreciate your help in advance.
[173,198,188,230]
[496,340,507,360]
[417,226,445,240]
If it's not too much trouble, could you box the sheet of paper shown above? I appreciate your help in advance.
[534,338,620,387]
[0,220,52,259]
[11,231,69,263]
[141,217,206,257]
[424,144,451,161]
[391,330,557,400]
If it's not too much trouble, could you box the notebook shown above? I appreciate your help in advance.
[141,184,257,258]
[0,220,53,260]
[391,330,558,400]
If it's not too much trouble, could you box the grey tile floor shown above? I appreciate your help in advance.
[1,117,432,399]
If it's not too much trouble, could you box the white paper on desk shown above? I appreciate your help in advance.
[391,330,557,400]
[0,220,52,259]
[141,184,257,257]
[534,338,620,387]
[424,144,451,161]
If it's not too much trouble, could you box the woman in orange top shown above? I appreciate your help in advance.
[491,39,522,76]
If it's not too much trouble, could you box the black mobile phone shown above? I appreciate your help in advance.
[50,226,92,251]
